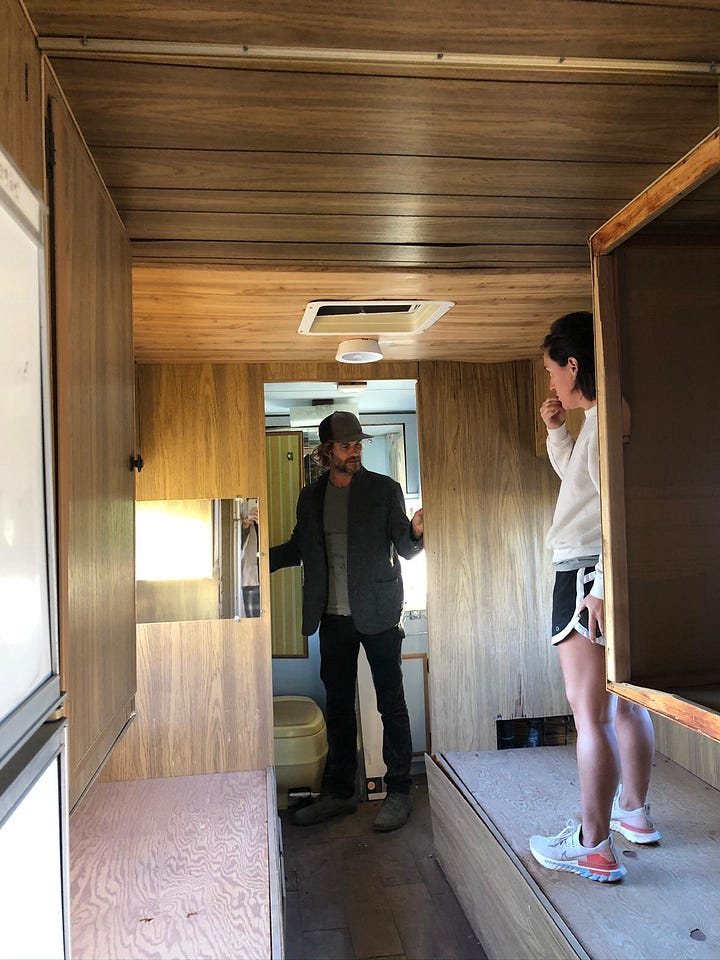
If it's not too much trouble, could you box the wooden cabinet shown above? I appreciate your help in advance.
[592,129,720,741]
[0,0,43,189]
[47,76,137,808]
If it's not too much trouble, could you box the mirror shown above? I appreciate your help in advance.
[135,497,260,624]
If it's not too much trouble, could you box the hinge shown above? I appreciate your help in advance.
[44,120,55,171]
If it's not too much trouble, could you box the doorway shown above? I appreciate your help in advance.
[263,378,429,797]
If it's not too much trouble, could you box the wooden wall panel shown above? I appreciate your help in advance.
[0,0,43,188]
[616,241,720,682]
[259,359,419,384]
[417,360,568,752]
[266,431,305,658]
[47,76,136,808]
[135,363,266,501]
[109,361,274,780]
[653,714,720,793]
[427,756,582,960]
[102,619,273,779]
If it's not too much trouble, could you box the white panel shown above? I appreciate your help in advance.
[357,650,429,796]
[0,761,65,960]
[0,165,52,722]
[401,655,428,754]
[356,647,385,796]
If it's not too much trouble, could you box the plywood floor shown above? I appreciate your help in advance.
[69,770,272,960]
[440,746,720,960]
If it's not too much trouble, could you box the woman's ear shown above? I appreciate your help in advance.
[567,356,579,381]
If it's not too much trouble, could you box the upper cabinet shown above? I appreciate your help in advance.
[592,129,720,741]
[46,74,137,807]
[0,0,43,188]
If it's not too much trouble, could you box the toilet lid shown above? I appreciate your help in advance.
[273,696,326,738]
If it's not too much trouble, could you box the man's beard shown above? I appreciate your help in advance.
[334,457,361,473]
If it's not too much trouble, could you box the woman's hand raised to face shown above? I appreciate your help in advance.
[540,397,567,430]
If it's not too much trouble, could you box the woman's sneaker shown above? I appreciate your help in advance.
[610,787,662,843]
[530,820,626,882]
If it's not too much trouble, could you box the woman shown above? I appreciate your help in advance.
[529,311,661,883]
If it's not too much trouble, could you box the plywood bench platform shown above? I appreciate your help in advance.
[69,769,283,959]
[427,746,720,960]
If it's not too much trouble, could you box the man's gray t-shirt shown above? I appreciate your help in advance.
[323,482,351,616]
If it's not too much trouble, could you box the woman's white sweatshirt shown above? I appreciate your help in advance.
[545,405,604,599]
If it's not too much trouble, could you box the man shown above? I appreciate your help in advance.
[270,410,424,831]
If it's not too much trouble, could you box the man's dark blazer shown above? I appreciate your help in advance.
[269,466,424,636]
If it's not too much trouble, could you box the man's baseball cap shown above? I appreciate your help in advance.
[318,411,372,443]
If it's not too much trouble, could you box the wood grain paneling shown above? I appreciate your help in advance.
[614,240,720,683]
[113,361,274,780]
[653,713,720,792]
[417,360,567,752]
[70,770,272,960]
[115,189,633,221]
[130,241,592,270]
[427,756,583,960]
[122,210,602,247]
[0,0,43,188]
[25,0,720,61]
[135,363,266,501]
[132,266,591,364]
[260,359,420,384]
[47,75,136,809]
[49,59,718,164]
[93,148,670,201]
[266,431,305,658]
[435,746,720,960]
[101,619,273,780]
[592,128,720,256]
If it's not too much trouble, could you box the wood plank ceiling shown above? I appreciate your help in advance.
[26,0,720,363]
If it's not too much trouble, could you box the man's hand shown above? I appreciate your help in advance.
[411,508,424,539]
[540,397,566,430]
[577,593,605,643]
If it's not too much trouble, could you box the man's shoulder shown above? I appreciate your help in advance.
[355,468,401,493]
[299,473,327,500]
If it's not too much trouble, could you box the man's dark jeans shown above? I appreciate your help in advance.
[319,614,412,799]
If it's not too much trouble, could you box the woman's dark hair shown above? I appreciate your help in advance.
[542,310,596,401]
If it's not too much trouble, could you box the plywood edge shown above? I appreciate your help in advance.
[590,127,720,256]
[70,700,136,811]
[592,253,631,683]
[266,766,285,960]
[426,753,588,960]
[608,682,720,744]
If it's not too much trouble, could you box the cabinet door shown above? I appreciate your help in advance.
[47,82,136,807]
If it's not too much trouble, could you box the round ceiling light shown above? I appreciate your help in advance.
[335,338,383,363]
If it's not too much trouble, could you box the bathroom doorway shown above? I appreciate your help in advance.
[263,378,429,797]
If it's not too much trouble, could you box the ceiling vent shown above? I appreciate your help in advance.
[299,300,454,336]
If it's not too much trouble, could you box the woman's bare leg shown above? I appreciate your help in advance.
[558,631,619,848]
[614,698,655,810]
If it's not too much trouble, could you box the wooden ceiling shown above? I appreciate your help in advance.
[26,0,720,363]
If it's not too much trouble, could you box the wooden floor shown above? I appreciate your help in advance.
[431,746,720,960]
[280,771,487,960]
[69,767,484,960]
[69,770,273,960]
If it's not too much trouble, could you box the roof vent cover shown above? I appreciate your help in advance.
[299,299,454,336]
